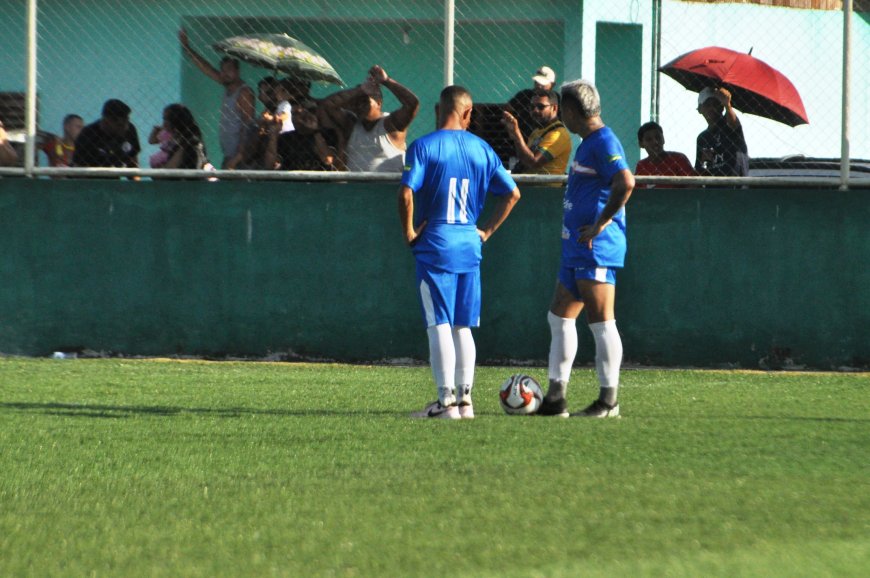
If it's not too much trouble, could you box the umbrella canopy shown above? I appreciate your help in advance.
[660,46,808,127]
[213,33,343,86]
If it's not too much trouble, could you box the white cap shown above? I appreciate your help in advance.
[698,86,719,107]
[532,66,556,86]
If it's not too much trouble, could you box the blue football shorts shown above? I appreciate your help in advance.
[416,262,481,328]
[557,265,617,301]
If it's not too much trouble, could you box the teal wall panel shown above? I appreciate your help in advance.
[595,22,644,169]
[1,178,868,370]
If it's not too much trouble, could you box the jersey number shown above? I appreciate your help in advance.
[446,178,469,224]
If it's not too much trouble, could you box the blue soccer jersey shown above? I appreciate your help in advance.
[402,130,516,272]
[561,126,630,268]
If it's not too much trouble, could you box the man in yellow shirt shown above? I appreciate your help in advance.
[502,89,571,175]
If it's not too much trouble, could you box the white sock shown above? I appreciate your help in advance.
[548,311,578,385]
[589,320,622,404]
[427,324,456,405]
[452,326,475,403]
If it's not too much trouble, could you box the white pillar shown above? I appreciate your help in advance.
[840,0,852,190]
[25,0,38,176]
[444,0,455,87]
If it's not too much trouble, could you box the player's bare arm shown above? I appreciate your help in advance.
[477,187,521,242]
[578,169,634,248]
[398,185,427,246]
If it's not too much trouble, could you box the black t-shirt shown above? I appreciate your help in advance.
[276,129,337,171]
[695,116,749,177]
[73,121,141,168]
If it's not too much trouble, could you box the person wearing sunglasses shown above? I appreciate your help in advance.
[501,89,571,175]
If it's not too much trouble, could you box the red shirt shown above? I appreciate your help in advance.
[635,152,695,188]
[41,136,75,167]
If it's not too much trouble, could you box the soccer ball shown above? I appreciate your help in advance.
[499,374,543,415]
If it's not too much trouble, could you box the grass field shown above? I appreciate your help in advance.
[1,358,868,577]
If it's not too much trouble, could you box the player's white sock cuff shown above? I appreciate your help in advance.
[548,311,578,383]
[589,320,622,389]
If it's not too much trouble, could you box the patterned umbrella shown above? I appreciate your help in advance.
[213,33,343,86]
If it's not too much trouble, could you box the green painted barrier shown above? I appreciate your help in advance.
[1,179,868,369]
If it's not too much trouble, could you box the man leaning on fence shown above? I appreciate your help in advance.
[179,28,255,170]
[320,65,419,172]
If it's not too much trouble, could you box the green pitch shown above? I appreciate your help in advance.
[1,358,867,577]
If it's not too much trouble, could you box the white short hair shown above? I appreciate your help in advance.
[560,79,601,118]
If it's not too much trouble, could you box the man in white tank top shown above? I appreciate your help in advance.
[179,29,255,169]
[320,65,419,172]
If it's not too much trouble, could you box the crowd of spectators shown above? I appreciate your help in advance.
[0,48,748,184]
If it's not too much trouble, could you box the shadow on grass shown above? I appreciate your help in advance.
[0,402,399,418]
[4,403,868,423]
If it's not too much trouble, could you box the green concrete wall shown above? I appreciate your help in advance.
[1,179,868,369]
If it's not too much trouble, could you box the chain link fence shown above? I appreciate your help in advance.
[0,0,866,182]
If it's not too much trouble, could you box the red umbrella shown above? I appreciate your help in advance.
[660,46,809,127]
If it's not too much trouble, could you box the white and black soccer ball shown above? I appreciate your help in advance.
[498,374,543,415]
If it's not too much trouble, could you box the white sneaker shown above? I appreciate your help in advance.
[458,402,474,419]
[410,401,461,420]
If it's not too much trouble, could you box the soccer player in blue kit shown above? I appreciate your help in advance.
[537,79,635,418]
[400,85,521,419]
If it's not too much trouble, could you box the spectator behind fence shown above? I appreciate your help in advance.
[634,121,695,187]
[264,102,339,171]
[73,99,140,169]
[501,88,571,175]
[320,65,419,172]
[695,87,749,177]
[159,104,209,170]
[255,76,278,126]
[179,28,255,169]
[148,112,175,169]
[0,119,21,167]
[507,65,556,142]
[273,78,296,134]
[228,76,281,170]
[41,114,83,167]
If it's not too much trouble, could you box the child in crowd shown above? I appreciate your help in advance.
[148,117,175,169]
[273,78,296,134]
[41,114,83,167]
[634,121,695,188]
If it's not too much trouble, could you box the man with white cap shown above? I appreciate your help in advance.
[532,66,556,91]
[695,86,749,177]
